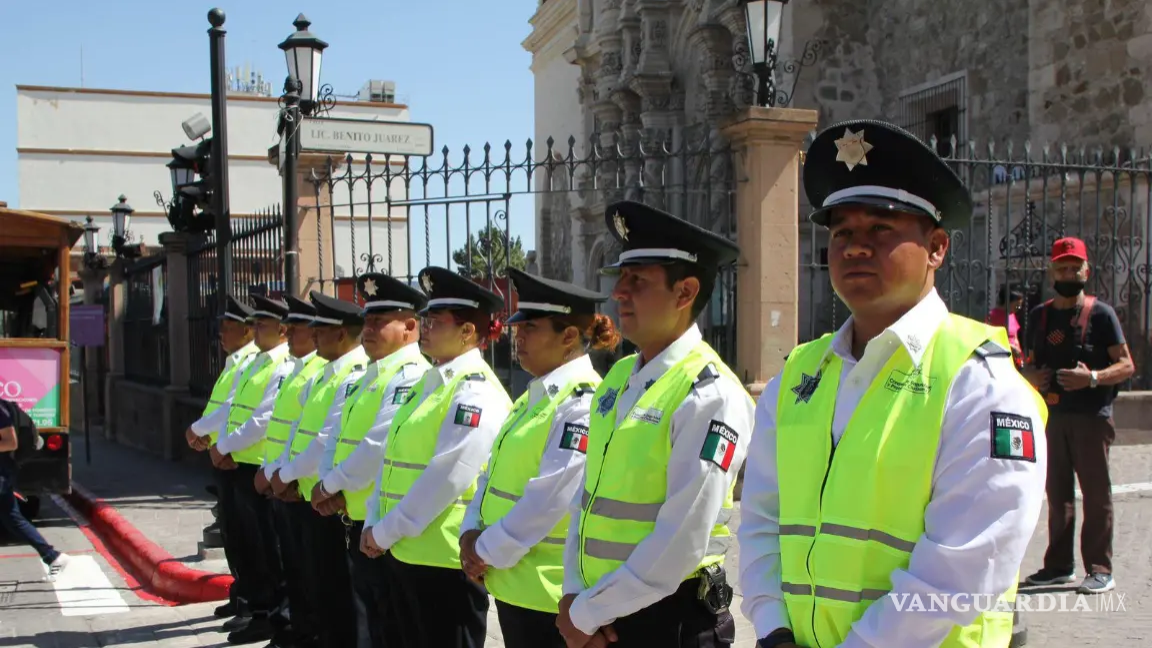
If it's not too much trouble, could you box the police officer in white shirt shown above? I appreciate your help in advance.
[557,201,754,648]
[738,120,1047,648]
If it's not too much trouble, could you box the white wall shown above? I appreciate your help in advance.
[16,86,414,277]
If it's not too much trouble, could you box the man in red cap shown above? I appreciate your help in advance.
[1022,236,1134,594]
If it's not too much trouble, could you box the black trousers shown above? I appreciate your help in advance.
[495,599,564,648]
[212,466,247,611]
[300,504,359,648]
[382,552,488,648]
[607,578,735,648]
[281,499,319,641]
[224,463,282,614]
[348,522,393,648]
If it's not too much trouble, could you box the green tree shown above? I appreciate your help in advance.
[451,224,526,279]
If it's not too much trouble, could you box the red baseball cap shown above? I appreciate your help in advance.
[1051,237,1088,262]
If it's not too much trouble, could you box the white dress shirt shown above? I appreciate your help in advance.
[738,289,1048,647]
[216,343,293,455]
[277,346,369,485]
[562,325,755,636]
[369,348,512,551]
[460,354,597,569]
[262,351,320,479]
[321,343,429,496]
[190,341,259,438]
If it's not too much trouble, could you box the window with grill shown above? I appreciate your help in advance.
[897,73,968,156]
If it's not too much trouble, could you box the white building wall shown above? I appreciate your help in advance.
[15,86,413,276]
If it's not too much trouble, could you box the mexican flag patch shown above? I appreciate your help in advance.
[990,412,1036,462]
[700,420,738,472]
[454,404,483,427]
[560,422,589,454]
[392,386,411,404]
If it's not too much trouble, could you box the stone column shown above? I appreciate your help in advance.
[159,231,198,460]
[295,154,338,297]
[721,106,818,398]
[103,260,126,441]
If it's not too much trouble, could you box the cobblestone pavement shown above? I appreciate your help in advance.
[0,439,1148,646]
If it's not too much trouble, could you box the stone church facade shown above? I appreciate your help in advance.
[524,0,1152,339]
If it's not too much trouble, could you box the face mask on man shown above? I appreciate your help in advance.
[1053,279,1086,298]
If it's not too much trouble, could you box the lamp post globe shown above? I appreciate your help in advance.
[741,0,788,107]
[278,14,328,109]
[110,194,134,245]
[83,216,100,256]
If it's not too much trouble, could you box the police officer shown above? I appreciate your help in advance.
[270,291,368,648]
[256,294,328,648]
[459,268,619,648]
[311,273,431,648]
[557,202,754,648]
[738,121,1048,648]
[209,295,295,644]
[185,295,256,623]
[363,266,513,648]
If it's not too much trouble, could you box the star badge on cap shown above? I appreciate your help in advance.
[364,278,378,296]
[834,128,873,171]
[421,274,434,293]
[612,211,629,241]
[791,371,822,404]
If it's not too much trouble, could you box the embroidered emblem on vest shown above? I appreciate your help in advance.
[597,388,619,416]
[990,412,1036,462]
[883,367,932,395]
[392,386,411,404]
[547,384,559,397]
[630,407,664,424]
[701,420,738,472]
[454,404,482,427]
[791,371,821,404]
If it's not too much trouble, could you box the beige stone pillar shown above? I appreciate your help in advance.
[296,153,336,297]
[721,107,819,398]
[159,231,198,460]
[103,259,126,441]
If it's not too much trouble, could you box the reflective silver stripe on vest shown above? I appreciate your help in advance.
[267,438,286,445]
[488,487,521,502]
[539,537,566,546]
[384,459,428,470]
[338,438,359,446]
[779,523,915,553]
[233,403,255,411]
[781,582,887,603]
[210,399,227,405]
[584,535,730,562]
[296,429,318,438]
[271,416,295,425]
[378,490,470,506]
[582,491,732,528]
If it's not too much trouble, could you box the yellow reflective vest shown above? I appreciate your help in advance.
[200,342,258,445]
[776,314,1046,648]
[578,341,744,589]
[478,365,601,612]
[264,354,328,467]
[223,345,291,465]
[288,349,368,501]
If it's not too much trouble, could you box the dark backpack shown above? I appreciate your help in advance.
[0,399,41,465]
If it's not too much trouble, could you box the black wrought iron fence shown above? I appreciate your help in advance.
[302,126,738,393]
[801,136,1152,387]
[123,254,169,385]
[187,206,284,396]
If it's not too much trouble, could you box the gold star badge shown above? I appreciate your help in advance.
[834,128,873,171]
[363,277,378,296]
[612,211,629,241]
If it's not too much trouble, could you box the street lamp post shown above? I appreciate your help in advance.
[109,195,141,259]
[740,0,788,107]
[82,217,109,270]
[208,8,232,313]
[278,14,329,298]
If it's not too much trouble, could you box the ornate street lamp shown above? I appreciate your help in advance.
[82,216,109,270]
[740,0,788,107]
[278,14,329,112]
[110,195,141,258]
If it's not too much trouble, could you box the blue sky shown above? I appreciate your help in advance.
[1,0,541,265]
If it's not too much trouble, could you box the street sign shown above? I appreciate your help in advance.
[70,305,105,348]
[300,116,435,157]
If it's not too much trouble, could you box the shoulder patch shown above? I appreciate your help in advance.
[454,403,483,427]
[345,383,360,398]
[464,372,487,382]
[974,340,1012,359]
[990,412,1036,462]
[559,422,589,453]
[392,386,412,404]
[693,363,721,389]
[700,420,738,472]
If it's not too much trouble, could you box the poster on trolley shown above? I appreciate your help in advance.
[0,347,61,428]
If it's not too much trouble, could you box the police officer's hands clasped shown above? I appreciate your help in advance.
[253,470,272,496]
[185,428,209,452]
[458,530,488,583]
[310,483,346,516]
[209,444,238,470]
[361,528,385,558]
[557,594,618,647]
[270,470,301,502]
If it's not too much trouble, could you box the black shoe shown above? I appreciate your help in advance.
[222,615,251,633]
[215,601,238,618]
[1024,568,1076,586]
[228,616,276,645]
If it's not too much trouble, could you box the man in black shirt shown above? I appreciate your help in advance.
[1022,236,1134,594]
[0,402,70,578]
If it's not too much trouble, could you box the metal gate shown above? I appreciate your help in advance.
[303,126,738,391]
[801,137,1152,387]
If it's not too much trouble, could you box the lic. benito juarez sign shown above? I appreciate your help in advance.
[300,117,435,157]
